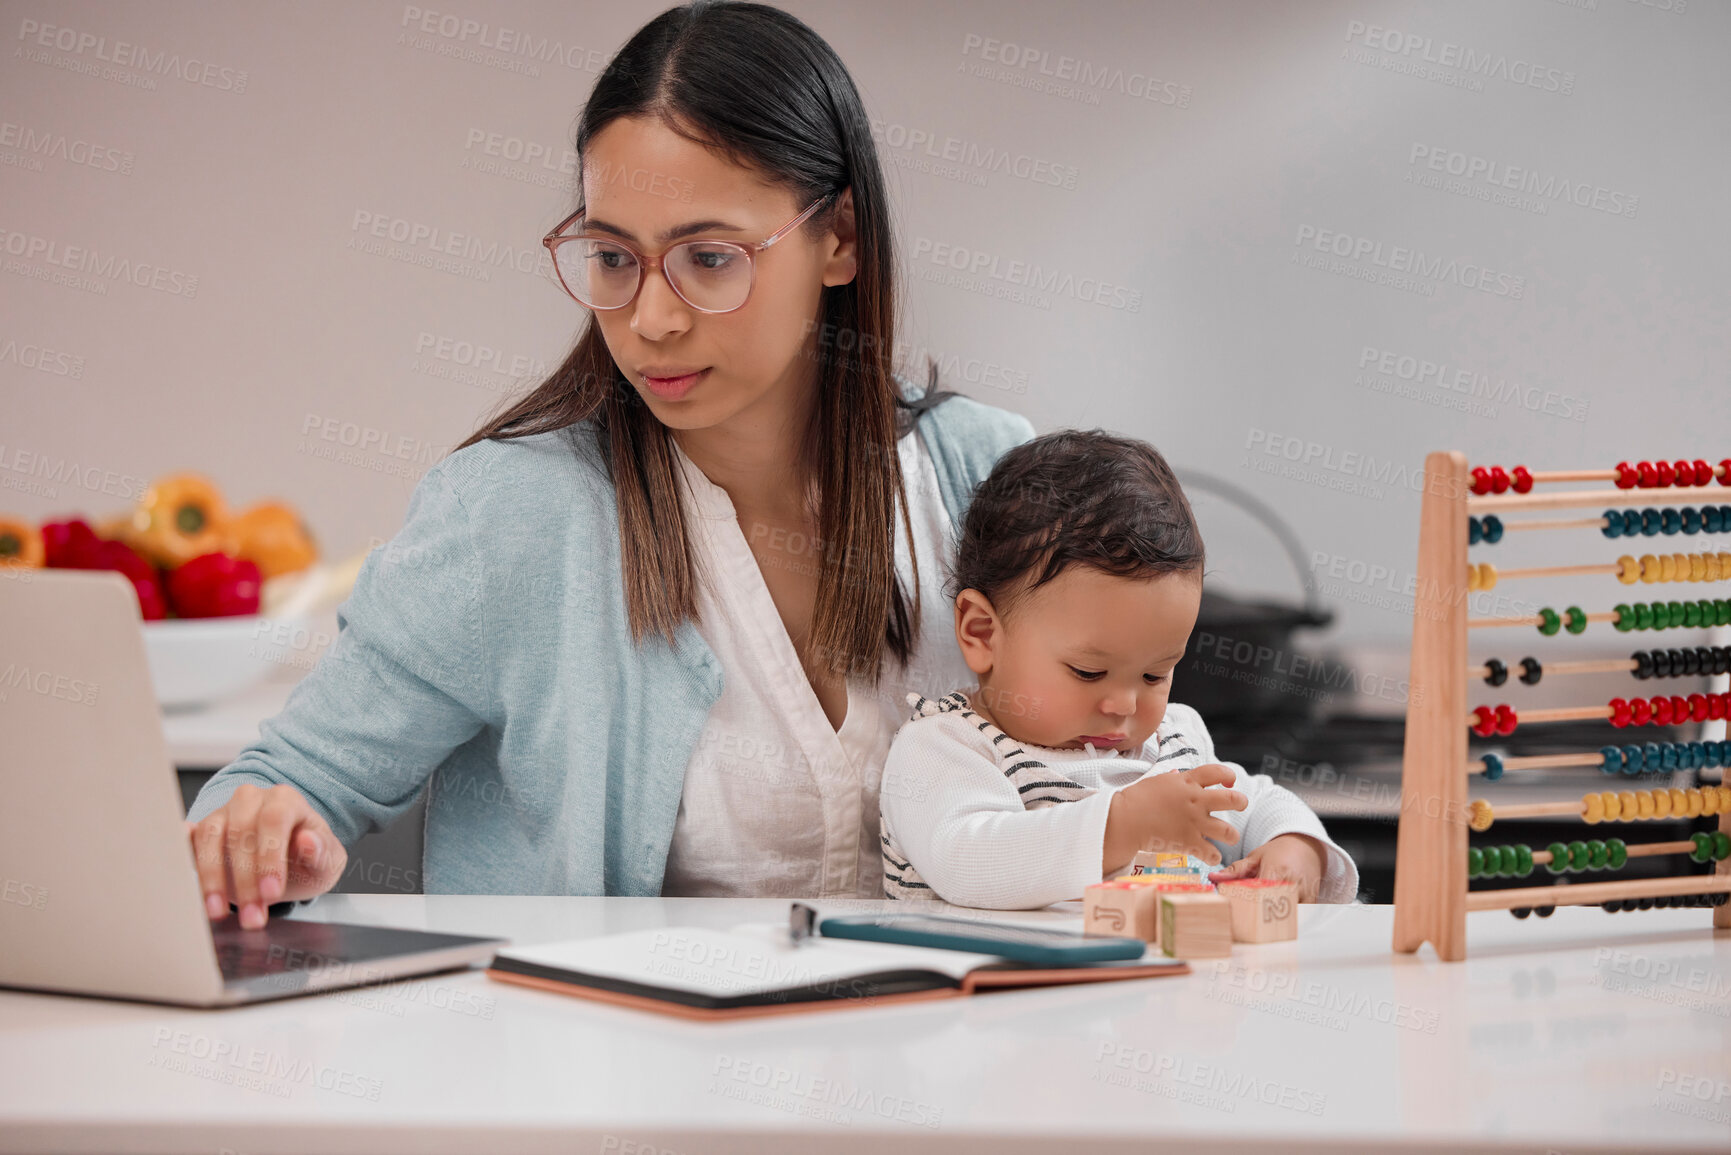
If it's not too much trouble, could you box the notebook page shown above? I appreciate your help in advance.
[496,924,1003,1000]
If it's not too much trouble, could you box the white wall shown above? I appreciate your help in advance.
[4,0,1726,645]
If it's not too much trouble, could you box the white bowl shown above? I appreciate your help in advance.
[143,612,321,710]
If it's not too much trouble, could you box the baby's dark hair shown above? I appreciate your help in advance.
[952,429,1205,616]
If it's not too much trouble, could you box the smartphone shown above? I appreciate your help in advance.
[816,912,1148,966]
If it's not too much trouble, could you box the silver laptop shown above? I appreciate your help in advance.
[0,568,504,1007]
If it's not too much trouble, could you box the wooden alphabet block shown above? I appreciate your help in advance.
[1218,879,1298,943]
[1083,881,1157,941]
[1158,891,1232,958]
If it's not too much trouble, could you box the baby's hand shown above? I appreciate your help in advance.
[1102,762,1247,874]
[1209,833,1326,902]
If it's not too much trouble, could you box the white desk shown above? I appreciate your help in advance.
[2,898,1728,1154]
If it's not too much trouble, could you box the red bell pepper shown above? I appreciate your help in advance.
[41,518,104,569]
[168,552,261,618]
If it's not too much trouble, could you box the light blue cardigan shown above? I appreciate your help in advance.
[187,393,1035,896]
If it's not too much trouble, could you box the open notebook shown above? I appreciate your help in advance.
[486,923,1188,1021]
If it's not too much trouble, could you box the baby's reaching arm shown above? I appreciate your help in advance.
[880,714,1245,909]
[880,715,1116,909]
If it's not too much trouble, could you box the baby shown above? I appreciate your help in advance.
[879,430,1359,909]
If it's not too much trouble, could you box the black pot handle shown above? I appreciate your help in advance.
[1173,469,1334,629]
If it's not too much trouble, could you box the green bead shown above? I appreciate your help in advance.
[1634,603,1653,630]
[1716,599,1731,627]
[1468,846,1483,877]
[1684,602,1701,628]
[1668,601,1685,627]
[1614,603,1634,632]
[1514,844,1534,877]
[1538,607,1561,636]
[1713,832,1731,862]
[1690,833,1712,864]
[1565,606,1587,635]
[1568,840,1589,871]
[1483,845,1503,875]
[1652,602,1670,630]
[1607,839,1627,869]
[1546,842,1569,874]
[1587,840,1607,869]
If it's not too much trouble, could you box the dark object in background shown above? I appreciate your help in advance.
[1167,471,1334,726]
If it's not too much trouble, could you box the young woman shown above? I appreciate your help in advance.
[184,0,1033,927]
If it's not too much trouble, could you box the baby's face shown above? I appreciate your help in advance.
[957,567,1202,754]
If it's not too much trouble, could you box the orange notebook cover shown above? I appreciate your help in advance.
[485,924,1188,1022]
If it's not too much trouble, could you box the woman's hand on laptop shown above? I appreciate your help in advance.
[186,783,348,928]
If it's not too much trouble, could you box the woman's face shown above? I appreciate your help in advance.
[578,116,857,437]
[956,567,1203,753]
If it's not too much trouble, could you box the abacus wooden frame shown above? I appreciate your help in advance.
[1391,450,1731,962]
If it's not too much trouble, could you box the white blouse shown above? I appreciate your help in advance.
[659,428,974,898]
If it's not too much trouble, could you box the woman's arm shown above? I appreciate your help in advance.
[186,458,493,921]
[881,715,1116,909]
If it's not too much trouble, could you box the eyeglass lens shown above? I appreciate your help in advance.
[555,238,754,311]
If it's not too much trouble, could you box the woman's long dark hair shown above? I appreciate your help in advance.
[455,0,950,682]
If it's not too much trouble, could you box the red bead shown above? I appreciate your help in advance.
[1670,694,1688,720]
[1631,697,1653,726]
[1656,460,1675,487]
[1637,461,1658,488]
[1712,694,1729,721]
[1689,693,1709,722]
[1614,461,1637,489]
[1494,705,1518,735]
[1670,460,1691,487]
[1719,459,1731,487]
[1654,697,1674,726]
[1488,466,1509,494]
[1471,706,1496,737]
[1511,465,1533,494]
[1692,459,1713,486]
[1470,467,1491,495]
[1609,698,1631,728]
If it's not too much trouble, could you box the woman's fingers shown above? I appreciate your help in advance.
[189,812,232,919]
[285,822,346,900]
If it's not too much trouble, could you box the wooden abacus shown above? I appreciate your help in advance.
[1393,452,1731,960]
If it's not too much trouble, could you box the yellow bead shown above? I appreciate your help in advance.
[1660,555,1677,582]
[1689,554,1706,581]
[1466,564,1479,592]
[1469,799,1494,832]
[1669,788,1688,815]
[1641,555,1660,583]
[1684,788,1703,818]
[1618,790,1639,817]
[1707,554,1722,582]
[1703,789,1721,817]
[1618,555,1640,584]
[1583,794,1604,824]
[1721,552,1731,578]
[1674,553,1691,582]
[1719,786,1731,811]
[1480,563,1497,591]
[1599,790,1620,820]
[1641,790,1660,818]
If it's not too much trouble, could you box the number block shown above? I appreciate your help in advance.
[1218,878,1298,943]
[1083,881,1157,941]
[1157,890,1233,958]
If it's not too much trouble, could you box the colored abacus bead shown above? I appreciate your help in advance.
[1656,461,1675,488]
[1609,698,1631,728]
[1606,839,1627,869]
[1482,753,1505,781]
[1469,516,1483,545]
[1494,704,1517,735]
[1587,840,1608,869]
[1545,842,1569,875]
[1512,466,1532,494]
[1614,604,1634,632]
[1564,606,1587,634]
[1720,458,1731,486]
[1642,508,1662,535]
[1467,846,1484,877]
[1599,746,1621,774]
[1638,461,1658,488]
[1614,462,1637,489]
[1484,657,1508,686]
[1690,833,1713,864]
[1518,657,1542,685]
[1471,466,1491,495]
[1567,840,1589,869]
[1472,706,1497,737]
[1482,515,1504,543]
[1482,846,1502,875]
[1538,608,1561,636]
[1622,744,1644,773]
[1489,466,1510,494]
[1602,508,1624,537]
[1513,844,1533,877]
